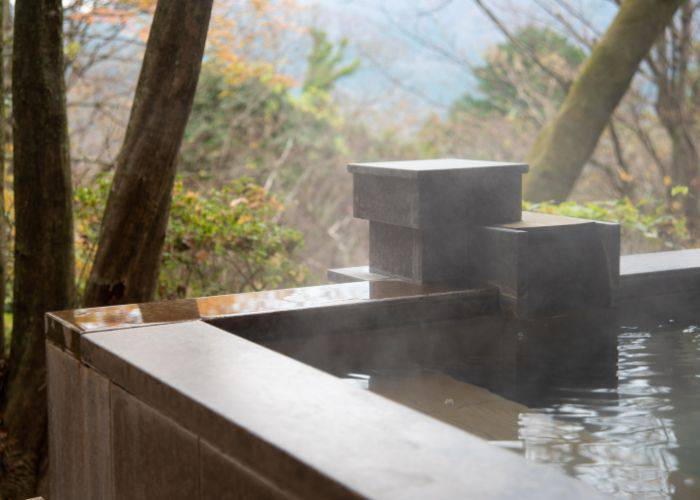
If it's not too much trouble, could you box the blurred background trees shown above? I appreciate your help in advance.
[524,0,684,204]
[0,0,695,308]
[0,2,698,494]
[1,0,696,328]
[82,0,214,306]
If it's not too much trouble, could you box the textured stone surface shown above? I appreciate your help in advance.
[596,221,621,301]
[47,280,491,356]
[621,248,700,275]
[47,343,82,499]
[468,226,527,303]
[419,169,523,226]
[350,159,527,285]
[353,173,420,228]
[210,287,498,343]
[200,440,291,499]
[111,384,199,500]
[348,159,529,177]
[351,159,526,228]
[47,342,113,500]
[369,221,469,283]
[50,236,700,349]
[369,220,418,278]
[82,321,604,500]
[470,212,620,317]
[326,266,402,283]
[620,248,700,300]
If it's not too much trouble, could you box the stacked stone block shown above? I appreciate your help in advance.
[350,159,527,284]
[347,158,621,316]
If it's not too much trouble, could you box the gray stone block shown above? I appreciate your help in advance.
[83,322,604,500]
[369,221,469,283]
[596,221,621,301]
[350,159,527,228]
[620,248,700,300]
[326,266,402,283]
[47,342,113,500]
[469,212,620,317]
[111,385,199,500]
[468,226,527,302]
[353,172,420,228]
[200,440,290,499]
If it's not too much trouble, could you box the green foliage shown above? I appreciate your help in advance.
[74,175,111,297]
[181,28,359,185]
[74,175,306,301]
[180,64,294,175]
[671,185,689,197]
[303,29,360,93]
[5,170,305,309]
[181,69,343,185]
[3,312,10,355]
[452,26,585,120]
[525,197,691,250]
[178,29,371,280]
[159,178,304,298]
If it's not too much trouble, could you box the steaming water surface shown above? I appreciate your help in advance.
[340,321,700,499]
[257,308,700,499]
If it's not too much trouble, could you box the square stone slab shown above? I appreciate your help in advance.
[468,212,620,316]
[349,159,528,228]
[368,221,469,283]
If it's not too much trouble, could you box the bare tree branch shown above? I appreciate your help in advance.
[472,0,572,91]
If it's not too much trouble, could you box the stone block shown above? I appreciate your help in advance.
[469,212,620,317]
[326,266,401,283]
[595,220,620,300]
[84,322,603,500]
[200,440,290,499]
[467,226,527,302]
[350,159,527,228]
[111,385,199,500]
[368,221,469,283]
[47,342,113,500]
[620,248,700,300]
[210,287,499,343]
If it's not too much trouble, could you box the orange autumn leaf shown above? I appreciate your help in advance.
[619,170,634,183]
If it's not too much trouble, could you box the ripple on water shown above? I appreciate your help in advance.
[337,321,700,498]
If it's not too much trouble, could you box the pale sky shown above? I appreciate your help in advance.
[297,0,617,112]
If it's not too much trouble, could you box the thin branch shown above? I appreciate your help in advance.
[471,0,572,91]
[533,0,594,50]
[607,120,634,196]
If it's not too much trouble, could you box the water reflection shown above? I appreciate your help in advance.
[510,323,700,498]
[50,280,469,333]
[260,310,700,498]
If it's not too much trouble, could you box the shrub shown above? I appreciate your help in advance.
[74,175,306,301]
[525,197,691,253]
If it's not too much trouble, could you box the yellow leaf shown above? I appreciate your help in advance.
[237,214,252,224]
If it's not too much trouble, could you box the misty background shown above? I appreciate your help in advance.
[4,0,697,304]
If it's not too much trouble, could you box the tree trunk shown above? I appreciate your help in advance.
[670,125,700,234]
[524,0,684,202]
[83,0,214,307]
[652,2,700,237]
[0,0,11,358]
[0,0,5,355]
[1,0,74,497]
